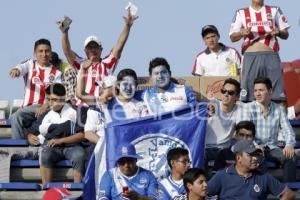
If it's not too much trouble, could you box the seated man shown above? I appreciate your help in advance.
[241,77,297,182]
[27,83,85,184]
[213,120,256,171]
[99,143,158,200]
[158,147,191,199]
[141,57,197,115]
[208,140,295,200]
[205,78,242,174]
[9,38,62,139]
[173,168,208,200]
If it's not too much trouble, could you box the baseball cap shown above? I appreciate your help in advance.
[201,25,219,38]
[95,75,117,88]
[115,143,142,163]
[231,140,259,154]
[84,35,101,48]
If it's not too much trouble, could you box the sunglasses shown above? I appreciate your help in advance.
[220,89,236,96]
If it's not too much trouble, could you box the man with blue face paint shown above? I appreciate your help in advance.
[142,57,197,115]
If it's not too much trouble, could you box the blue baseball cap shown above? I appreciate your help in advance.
[115,143,142,163]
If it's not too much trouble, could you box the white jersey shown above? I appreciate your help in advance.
[74,52,118,98]
[192,43,241,76]
[142,82,197,115]
[230,5,290,53]
[104,98,149,124]
[15,59,62,107]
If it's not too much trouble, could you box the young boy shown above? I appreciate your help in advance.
[158,147,191,199]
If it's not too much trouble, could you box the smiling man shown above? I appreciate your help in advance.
[204,78,242,175]
[192,25,241,76]
[9,39,62,139]
[208,140,295,200]
[142,57,197,115]
[241,77,297,182]
[57,10,138,105]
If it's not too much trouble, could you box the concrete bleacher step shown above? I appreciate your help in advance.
[10,168,74,182]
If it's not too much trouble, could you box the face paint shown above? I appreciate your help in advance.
[151,65,171,89]
[119,76,137,99]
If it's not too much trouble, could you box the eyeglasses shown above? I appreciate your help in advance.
[220,89,236,96]
[176,160,191,165]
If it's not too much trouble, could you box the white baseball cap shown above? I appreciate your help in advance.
[84,35,101,48]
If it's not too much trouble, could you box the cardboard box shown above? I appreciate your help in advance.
[199,76,240,100]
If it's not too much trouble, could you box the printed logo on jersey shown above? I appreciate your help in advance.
[92,69,97,77]
[49,74,55,82]
[32,76,43,85]
[253,184,261,193]
[132,134,190,179]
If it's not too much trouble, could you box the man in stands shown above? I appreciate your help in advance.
[241,77,297,182]
[208,140,295,199]
[99,143,158,200]
[229,0,290,102]
[192,25,241,76]
[9,39,62,139]
[204,78,242,175]
[141,57,197,115]
[57,9,137,106]
[158,147,191,199]
[27,83,85,184]
[213,120,256,171]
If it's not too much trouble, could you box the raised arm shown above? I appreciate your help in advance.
[76,60,96,106]
[57,16,77,65]
[111,9,138,59]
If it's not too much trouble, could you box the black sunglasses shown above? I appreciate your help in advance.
[220,89,236,96]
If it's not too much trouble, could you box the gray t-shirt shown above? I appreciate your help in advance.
[205,99,242,148]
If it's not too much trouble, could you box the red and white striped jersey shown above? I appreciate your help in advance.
[16,59,62,107]
[229,5,290,53]
[73,52,118,98]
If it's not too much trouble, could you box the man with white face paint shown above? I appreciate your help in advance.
[103,68,149,123]
[142,57,197,115]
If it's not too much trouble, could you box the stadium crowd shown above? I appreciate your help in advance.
[2,0,300,199]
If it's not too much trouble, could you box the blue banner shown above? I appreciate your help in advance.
[105,104,207,178]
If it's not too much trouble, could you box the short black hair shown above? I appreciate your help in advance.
[236,121,256,137]
[51,51,62,66]
[167,147,189,169]
[254,77,272,90]
[183,168,206,193]
[117,68,138,84]
[46,83,66,97]
[34,38,51,51]
[223,78,241,94]
[148,57,171,75]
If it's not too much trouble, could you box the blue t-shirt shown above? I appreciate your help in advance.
[208,165,285,200]
[99,167,158,200]
[158,175,186,200]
